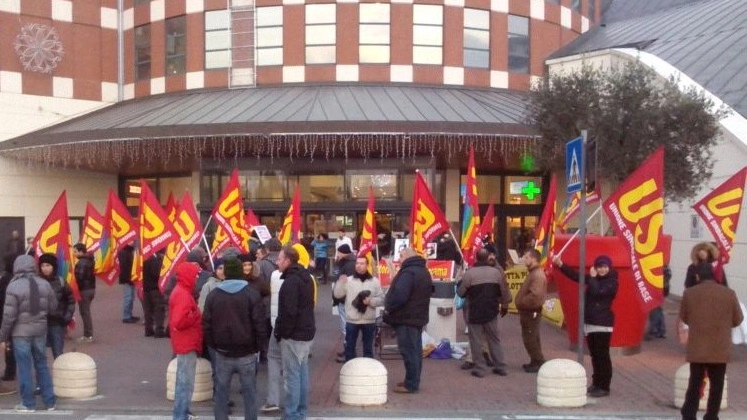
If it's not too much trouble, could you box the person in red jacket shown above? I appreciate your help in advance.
[168,262,202,420]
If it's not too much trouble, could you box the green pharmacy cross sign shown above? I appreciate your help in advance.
[521,181,541,200]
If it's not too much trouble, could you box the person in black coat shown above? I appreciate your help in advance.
[553,254,618,398]
[142,251,167,337]
[38,253,75,359]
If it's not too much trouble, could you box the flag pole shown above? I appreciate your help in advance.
[449,228,466,271]
[200,215,215,271]
[555,206,602,257]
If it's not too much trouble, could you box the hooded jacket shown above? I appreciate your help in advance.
[0,255,57,342]
[168,262,203,355]
[275,263,316,342]
[384,255,432,328]
[74,253,96,291]
[684,242,727,288]
[202,279,268,358]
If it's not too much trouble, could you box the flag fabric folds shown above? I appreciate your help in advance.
[278,186,302,245]
[211,169,250,253]
[603,147,667,313]
[32,191,78,300]
[101,189,138,285]
[358,187,378,273]
[533,174,558,271]
[246,208,260,236]
[557,186,601,230]
[460,147,481,266]
[138,180,179,260]
[693,167,746,264]
[81,202,116,277]
[410,171,449,255]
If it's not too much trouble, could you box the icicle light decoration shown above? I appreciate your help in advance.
[0,133,540,171]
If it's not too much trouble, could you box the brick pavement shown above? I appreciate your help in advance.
[1,280,746,419]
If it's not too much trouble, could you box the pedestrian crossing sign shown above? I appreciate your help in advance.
[566,136,583,194]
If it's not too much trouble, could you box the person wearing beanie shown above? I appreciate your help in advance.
[202,256,267,420]
[553,253,618,398]
[38,253,75,358]
[198,258,225,313]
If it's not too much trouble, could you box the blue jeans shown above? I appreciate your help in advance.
[213,352,258,420]
[337,303,347,344]
[265,334,282,406]
[46,325,65,359]
[345,322,377,361]
[13,336,55,409]
[395,325,422,392]
[280,339,313,420]
[173,351,197,420]
[647,306,666,337]
[122,283,135,320]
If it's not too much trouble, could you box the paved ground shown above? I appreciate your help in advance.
[1,279,746,419]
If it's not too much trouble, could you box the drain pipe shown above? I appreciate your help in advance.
[117,0,124,102]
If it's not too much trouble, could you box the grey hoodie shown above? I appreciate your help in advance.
[0,255,57,342]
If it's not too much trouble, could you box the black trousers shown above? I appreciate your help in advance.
[587,331,612,391]
[681,362,726,420]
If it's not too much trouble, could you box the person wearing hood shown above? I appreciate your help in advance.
[383,247,432,394]
[38,253,75,359]
[73,243,96,342]
[275,245,316,420]
[0,255,58,412]
[0,254,18,388]
[554,253,619,398]
[168,261,203,420]
[684,241,727,288]
[202,258,267,420]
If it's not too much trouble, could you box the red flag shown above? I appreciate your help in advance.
[246,208,260,235]
[32,191,78,300]
[472,201,496,258]
[211,169,250,252]
[558,186,601,230]
[693,167,746,264]
[164,192,178,221]
[138,180,179,260]
[108,189,137,248]
[81,202,116,276]
[278,186,302,245]
[534,174,558,271]
[177,191,204,251]
[460,147,481,266]
[603,147,667,313]
[410,171,449,254]
[358,187,378,272]
[211,225,231,255]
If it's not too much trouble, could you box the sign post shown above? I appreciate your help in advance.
[567,134,586,364]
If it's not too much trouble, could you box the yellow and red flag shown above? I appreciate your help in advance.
[410,171,449,255]
[101,189,137,285]
[479,202,495,239]
[693,167,746,264]
[32,191,78,300]
[212,169,250,252]
[278,185,302,245]
[138,180,179,260]
[460,147,481,266]
[534,174,558,271]
[158,191,204,291]
[358,187,378,273]
[81,202,116,276]
[246,208,260,236]
[557,186,601,230]
[211,225,231,255]
[603,147,667,313]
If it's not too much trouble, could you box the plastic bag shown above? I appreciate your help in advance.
[429,339,452,359]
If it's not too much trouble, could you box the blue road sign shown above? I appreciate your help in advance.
[566,136,583,194]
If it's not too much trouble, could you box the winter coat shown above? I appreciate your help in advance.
[43,274,75,327]
[275,264,316,342]
[0,255,57,342]
[270,270,283,328]
[334,272,384,324]
[202,279,268,358]
[168,262,203,355]
[142,254,163,292]
[680,280,743,363]
[559,264,618,327]
[684,242,727,287]
[514,265,547,312]
[384,256,432,328]
[332,254,356,305]
[74,253,96,291]
[117,246,135,285]
[457,263,510,324]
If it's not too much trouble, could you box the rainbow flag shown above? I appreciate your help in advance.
[460,147,480,265]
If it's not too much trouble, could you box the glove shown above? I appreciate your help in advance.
[500,306,508,317]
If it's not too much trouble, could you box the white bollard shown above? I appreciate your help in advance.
[166,357,213,402]
[339,357,388,406]
[53,352,97,398]
[536,359,587,408]
[673,363,727,410]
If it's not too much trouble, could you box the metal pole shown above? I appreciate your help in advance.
[577,130,588,364]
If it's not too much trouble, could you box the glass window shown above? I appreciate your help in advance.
[306,4,336,64]
[243,170,287,201]
[257,6,283,66]
[134,24,151,81]
[348,169,399,200]
[359,3,390,64]
[508,15,529,74]
[205,10,230,69]
[460,175,502,204]
[299,174,345,202]
[165,16,186,75]
[134,0,150,4]
[413,4,442,65]
[463,8,489,69]
[572,0,581,13]
[503,176,542,205]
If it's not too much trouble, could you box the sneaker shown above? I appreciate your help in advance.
[77,336,94,343]
[260,403,280,412]
[0,383,16,395]
[588,388,610,398]
[47,406,56,411]
[14,404,35,413]
[122,317,140,324]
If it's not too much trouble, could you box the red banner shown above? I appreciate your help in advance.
[108,189,137,248]
[410,171,449,254]
[603,147,667,313]
[693,167,746,264]
[32,191,78,300]
[387,259,455,283]
[278,185,302,245]
[460,147,481,266]
[211,225,231,256]
[138,180,179,260]
[534,174,558,271]
[246,208,260,235]
[212,169,250,252]
[358,187,378,273]
[177,192,204,251]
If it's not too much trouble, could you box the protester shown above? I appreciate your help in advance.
[240,252,271,361]
[457,249,511,378]
[384,247,432,393]
[198,258,225,312]
[333,243,356,362]
[260,262,284,414]
[684,242,727,288]
[645,264,671,340]
[38,253,75,358]
[553,254,618,397]
[73,243,96,342]
[168,262,203,420]
[333,256,384,361]
[257,238,281,285]
[0,255,57,412]
[275,246,316,420]
[334,229,353,255]
[311,233,330,284]
[117,244,140,324]
[0,254,17,389]
[4,230,23,260]
[202,257,268,420]
[679,262,743,420]
[142,251,167,338]
[514,249,547,373]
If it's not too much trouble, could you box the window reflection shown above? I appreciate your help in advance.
[508,15,529,74]
[257,6,283,66]
[464,8,489,68]
[165,16,186,75]
[360,3,390,64]
[306,4,336,64]
[134,24,151,81]
[413,4,442,65]
[205,10,230,69]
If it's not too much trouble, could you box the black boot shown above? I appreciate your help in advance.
[154,327,167,338]
[145,328,155,337]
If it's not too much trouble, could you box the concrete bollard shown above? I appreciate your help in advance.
[166,357,213,402]
[674,363,727,410]
[536,359,587,408]
[339,357,387,405]
[53,352,97,398]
